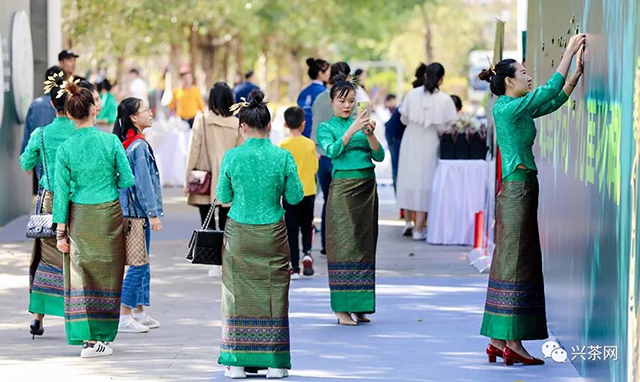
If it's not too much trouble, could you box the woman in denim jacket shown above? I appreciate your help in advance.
[112,97,164,333]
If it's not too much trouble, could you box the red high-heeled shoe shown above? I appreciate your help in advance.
[486,343,504,363]
[503,346,545,365]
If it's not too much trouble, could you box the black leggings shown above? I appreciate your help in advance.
[198,204,230,231]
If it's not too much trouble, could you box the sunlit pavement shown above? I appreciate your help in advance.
[0,184,584,381]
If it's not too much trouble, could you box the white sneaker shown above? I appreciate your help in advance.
[80,341,113,358]
[412,229,426,241]
[118,317,150,333]
[290,271,301,280]
[134,313,161,329]
[266,368,289,379]
[224,366,246,379]
[208,265,221,277]
[403,222,413,237]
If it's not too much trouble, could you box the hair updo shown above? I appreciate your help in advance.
[64,79,96,121]
[329,73,355,100]
[424,63,445,94]
[478,58,517,96]
[306,58,330,80]
[328,61,351,85]
[238,89,271,131]
[44,67,68,112]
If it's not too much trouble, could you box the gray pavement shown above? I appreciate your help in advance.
[0,185,584,381]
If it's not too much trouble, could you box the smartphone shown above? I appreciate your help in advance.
[357,101,370,119]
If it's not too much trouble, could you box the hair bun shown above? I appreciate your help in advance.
[65,78,82,96]
[478,69,494,83]
[331,73,348,83]
[306,58,316,67]
[248,89,265,106]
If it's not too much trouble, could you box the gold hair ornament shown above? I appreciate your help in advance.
[229,97,250,116]
[43,71,66,95]
[487,57,496,75]
[56,76,81,99]
[350,74,360,88]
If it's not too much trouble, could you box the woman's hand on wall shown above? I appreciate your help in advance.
[566,33,586,56]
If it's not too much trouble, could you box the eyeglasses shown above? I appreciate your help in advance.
[135,108,153,116]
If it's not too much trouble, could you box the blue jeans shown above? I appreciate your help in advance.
[121,218,151,308]
[385,133,402,193]
[318,156,333,251]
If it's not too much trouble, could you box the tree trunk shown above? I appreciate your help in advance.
[222,43,230,84]
[116,55,125,94]
[425,22,433,63]
[420,4,434,63]
[200,35,217,90]
[190,24,199,84]
[287,48,303,102]
[169,43,182,89]
[235,36,244,79]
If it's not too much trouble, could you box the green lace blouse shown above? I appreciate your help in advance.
[216,138,304,225]
[317,116,385,175]
[494,71,568,179]
[53,127,135,223]
[19,117,77,191]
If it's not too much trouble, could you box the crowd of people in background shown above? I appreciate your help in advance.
[18,48,491,377]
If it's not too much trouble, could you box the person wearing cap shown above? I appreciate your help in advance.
[168,70,204,128]
[58,50,79,77]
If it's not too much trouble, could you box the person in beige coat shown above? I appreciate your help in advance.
[185,82,242,231]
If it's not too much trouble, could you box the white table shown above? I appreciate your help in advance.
[144,117,191,187]
[427,160,489,246]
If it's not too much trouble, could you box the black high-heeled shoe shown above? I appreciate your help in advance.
[30,319,44,339]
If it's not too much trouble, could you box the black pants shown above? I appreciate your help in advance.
[284,195,315,271]
[198,204,230,231]
[318,156,333,251]
[185,117,195,129]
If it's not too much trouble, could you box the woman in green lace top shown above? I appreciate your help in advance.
[317,75,384,327]
[215,89,302,380]
[53,79,134,359]
[19,72,75,338]
[478,33,585,366]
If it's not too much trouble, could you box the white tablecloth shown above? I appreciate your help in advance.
[427,160,489,246]
[145,117,191,187]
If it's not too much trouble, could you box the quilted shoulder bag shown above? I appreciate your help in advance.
[123,189,149,266]
[186,200,223,265]
[26,128,56,239]
[187,116,212,195]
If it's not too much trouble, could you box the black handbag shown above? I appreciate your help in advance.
[26,128,56,239]
[186,199,223,265]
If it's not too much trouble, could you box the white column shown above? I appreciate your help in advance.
[47,0,62,66]
[517,0,528,62]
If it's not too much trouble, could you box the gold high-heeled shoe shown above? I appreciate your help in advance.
[335,312,357,326]
[353,313,370,323]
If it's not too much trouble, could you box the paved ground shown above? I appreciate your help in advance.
[0,184,584,381]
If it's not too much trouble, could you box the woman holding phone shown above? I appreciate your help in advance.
[317,75,384,326]
[479,33,585,366]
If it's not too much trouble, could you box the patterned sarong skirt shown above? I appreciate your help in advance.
[480,170,548,340]
[219,218,291,369]
[29,191,64,316]
[326,171,378,314]
[64,200,125,345]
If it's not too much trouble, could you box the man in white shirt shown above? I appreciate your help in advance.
[129,69,149,105]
